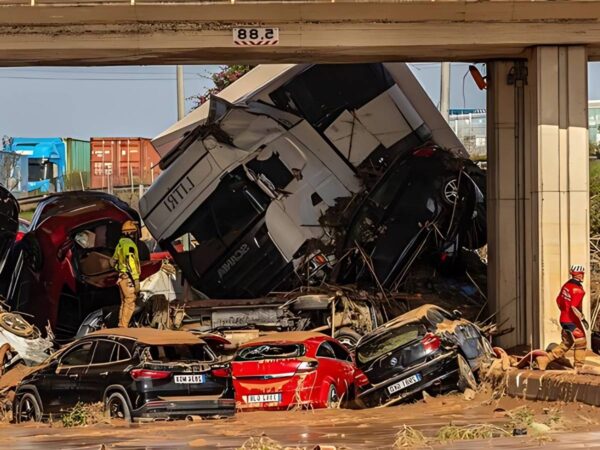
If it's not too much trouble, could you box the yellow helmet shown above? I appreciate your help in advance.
[121,220,138,234]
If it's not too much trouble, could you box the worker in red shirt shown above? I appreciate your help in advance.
[539,264,588,370]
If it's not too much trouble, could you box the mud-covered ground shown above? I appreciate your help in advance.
[3,391,600,449]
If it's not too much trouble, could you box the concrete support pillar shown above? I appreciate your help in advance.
[488,46,589,349]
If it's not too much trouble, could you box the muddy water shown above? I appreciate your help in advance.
[3,392,600,449]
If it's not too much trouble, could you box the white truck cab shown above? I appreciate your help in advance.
[140,63,466,298]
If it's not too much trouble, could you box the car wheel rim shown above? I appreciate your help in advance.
[337,336,357,349]
[109,399,124,419]
[444,179,459,204]
[20,397,35,422]
[328,386,339,407]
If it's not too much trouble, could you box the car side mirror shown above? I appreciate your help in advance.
[452,309,463,320]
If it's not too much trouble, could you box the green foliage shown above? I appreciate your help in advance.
[60,402,105,428]
[189,65,254,110]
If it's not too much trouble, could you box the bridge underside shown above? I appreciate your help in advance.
[0,1,595,348]
[0,2,599,65]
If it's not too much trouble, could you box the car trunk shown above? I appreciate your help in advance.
[139,361,228,398]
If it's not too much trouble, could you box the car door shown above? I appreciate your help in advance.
[315,341,345,393]
[37,340,96,413]
[77,339,117,404]
[327,341,358,398]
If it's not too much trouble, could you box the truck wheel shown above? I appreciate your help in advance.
[334,328,362,350]
[457,354,477,392]
[105,392,132,422]
[16,392,42,423]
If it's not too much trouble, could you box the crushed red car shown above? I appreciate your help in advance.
[2,192,161,340]
[231,331,367,411]
[0,186,19,272]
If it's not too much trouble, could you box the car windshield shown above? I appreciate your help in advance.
[147,344,215,362]
[357,322,426,365]
[235,344,305,361]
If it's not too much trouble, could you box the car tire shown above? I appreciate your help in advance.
[325,384,340,409]
[334,328,362,350]
[456,354,477,392]
[105,392,132,422]
[16,392,42,423]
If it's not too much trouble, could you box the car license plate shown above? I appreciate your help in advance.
[387,373,422,394]
[247,393,282,404]
[174,374,205,384]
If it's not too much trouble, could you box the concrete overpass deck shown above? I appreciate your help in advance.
[0,1,599,65]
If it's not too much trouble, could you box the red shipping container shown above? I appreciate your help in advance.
[90,138,161,189]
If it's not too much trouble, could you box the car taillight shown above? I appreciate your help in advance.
[130,369,172,380]
[413,147,436,157]
[296,360,318,373]
[421,333,441,353]
[211,367,231,378]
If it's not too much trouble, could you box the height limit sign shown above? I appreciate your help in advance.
[233,28,279,46]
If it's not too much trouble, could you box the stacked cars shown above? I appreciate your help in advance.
[3,192,162,340]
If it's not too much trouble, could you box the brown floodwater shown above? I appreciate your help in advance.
[3,391,600,449]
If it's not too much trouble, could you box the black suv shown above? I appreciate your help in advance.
[13,328,235,422]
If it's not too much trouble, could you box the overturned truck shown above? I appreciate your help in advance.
[140,63,486,340]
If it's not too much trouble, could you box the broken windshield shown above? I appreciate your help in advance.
[356,323,426,365]
[235,344,305,361]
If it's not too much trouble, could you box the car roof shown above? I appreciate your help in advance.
[243,331,328,346]
[88,328,204,345]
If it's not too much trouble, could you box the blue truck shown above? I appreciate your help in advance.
[2,137,91,194]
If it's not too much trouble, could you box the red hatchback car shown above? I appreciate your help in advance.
[232,332,367,411]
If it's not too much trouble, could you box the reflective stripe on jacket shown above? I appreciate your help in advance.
[112,237,141,281]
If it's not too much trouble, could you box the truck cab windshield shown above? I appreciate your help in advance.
[28,159,56,182]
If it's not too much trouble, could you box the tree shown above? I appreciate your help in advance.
[189,65,254,110]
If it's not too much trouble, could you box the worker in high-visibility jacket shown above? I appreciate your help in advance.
[111,220,141,328]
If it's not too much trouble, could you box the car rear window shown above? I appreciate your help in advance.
[235,344,305,361]
[147,344,215,362]
[357,323,426,365]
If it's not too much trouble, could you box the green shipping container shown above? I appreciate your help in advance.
[64,138,91,190]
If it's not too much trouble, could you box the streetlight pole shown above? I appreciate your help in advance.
[440,62,451,122]
[176,65,185,120]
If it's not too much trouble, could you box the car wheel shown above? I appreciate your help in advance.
[334,328,361,350]
[326,384,340,409]
[16,392,42,423]
[105,392,132,422]
[456,354,477,392]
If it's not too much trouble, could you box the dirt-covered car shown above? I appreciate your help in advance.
[0,186,19,272]
[329,145,486,290]
[13,328,235,423]
[3,192,161,340]
[355,304,493,408]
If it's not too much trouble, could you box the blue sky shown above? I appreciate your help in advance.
[0,62,598,139]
